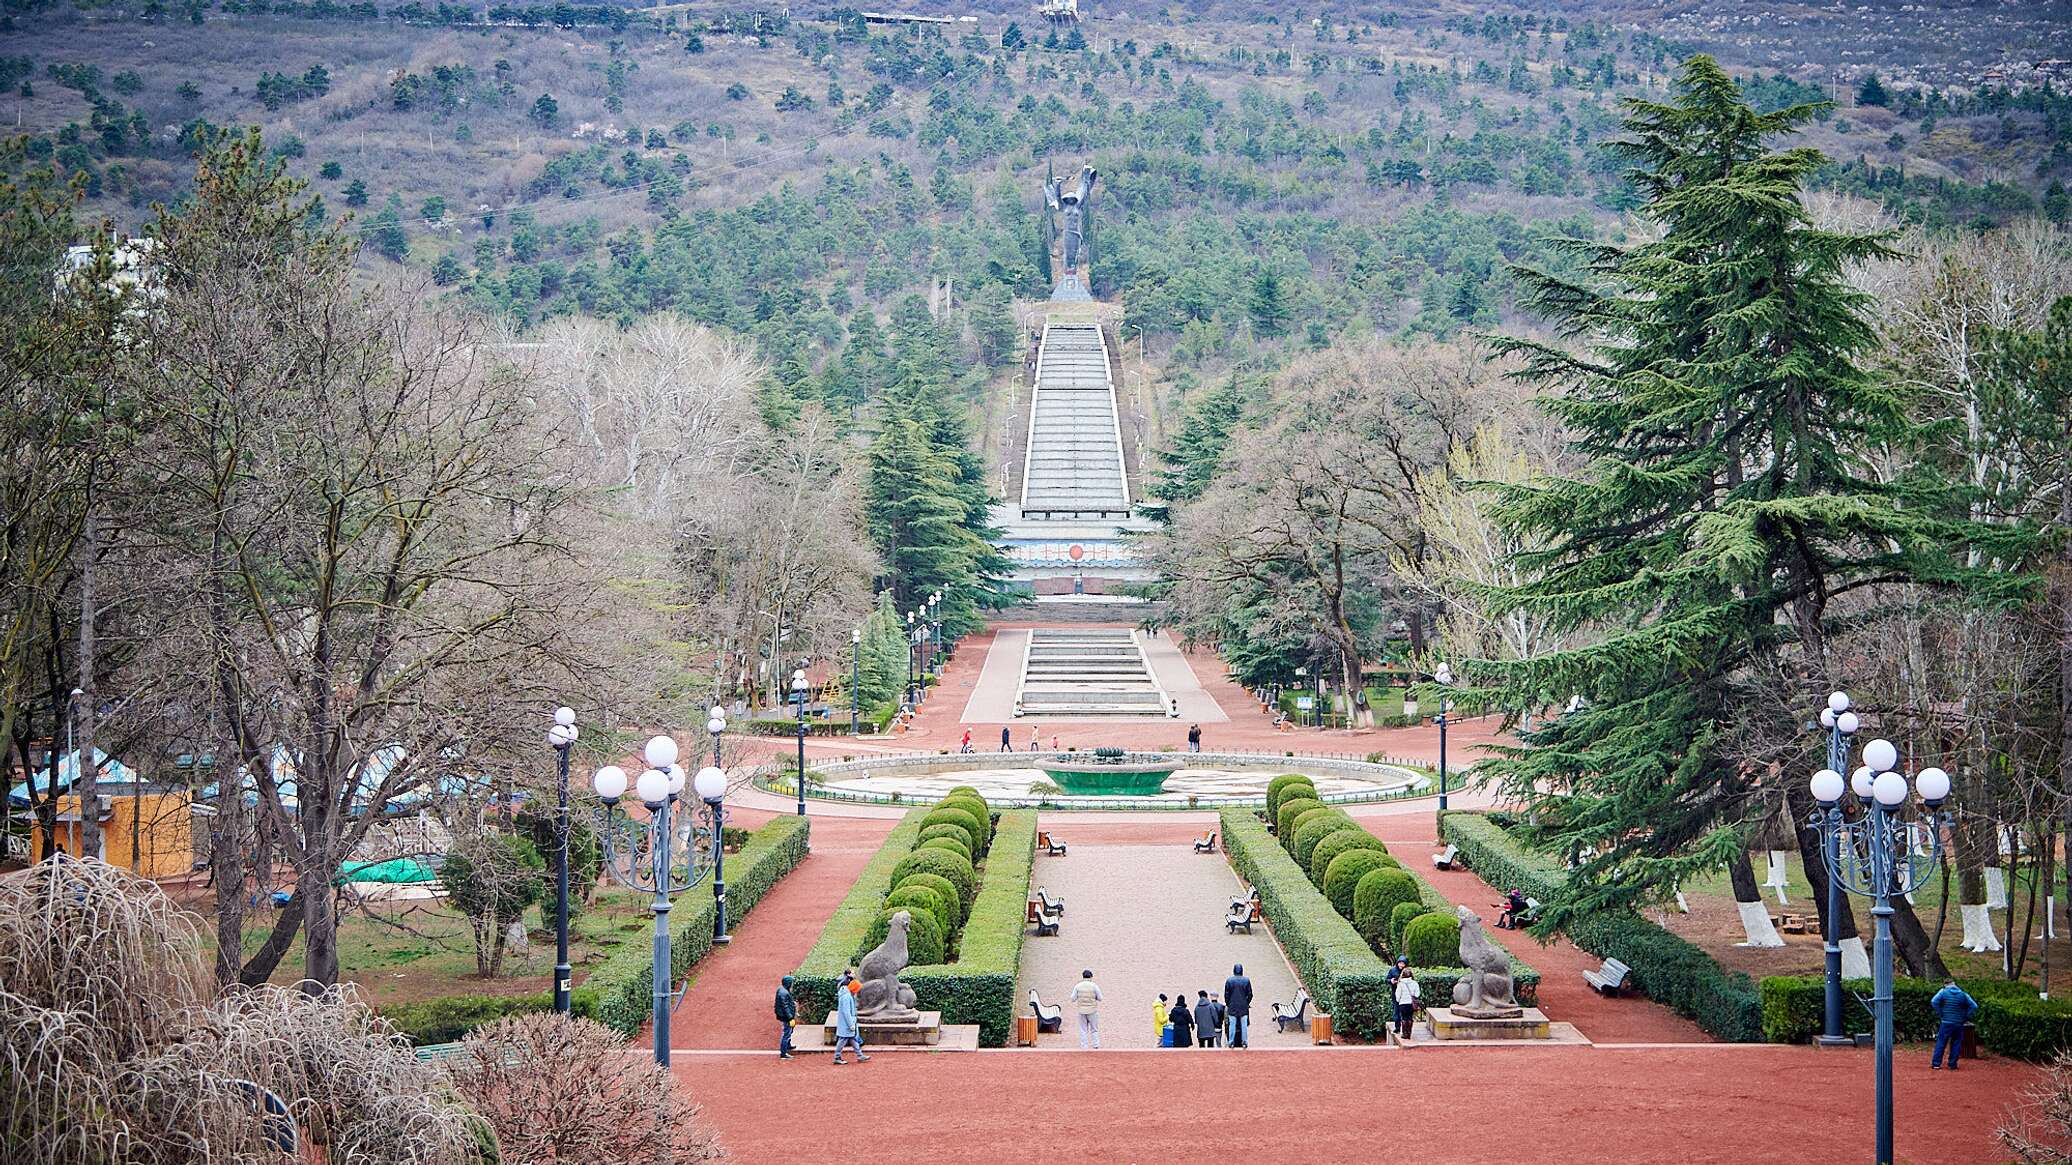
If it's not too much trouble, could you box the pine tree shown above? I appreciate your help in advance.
[1855,72,1890,107]
[1471,57,2023,964]
[1447,269,1484,321]
[1142,373,1248,524]
[967,282,1018,368]
[1247,269,1289,337]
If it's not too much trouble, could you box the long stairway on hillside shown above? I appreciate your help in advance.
[1019,321,1131,520]
[1014,628,1173,717]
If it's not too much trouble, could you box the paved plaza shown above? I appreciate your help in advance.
[1015,840,1308,1049]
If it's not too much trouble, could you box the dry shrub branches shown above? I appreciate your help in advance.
[0,858,483,1165]
[451,1012,726,1164]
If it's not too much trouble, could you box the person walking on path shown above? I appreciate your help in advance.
[832,968,869,1064]
[1223,964,1253,1048]
[1029,724,1042,752]
[1168,987,1194,1047]
[1930,979,1979,1070]
[960,728,973,753]
[1070,968,1103,1049]
[1187,723,1201,753]
[1193,992,1218,1049]
[1153,994,1170,1044]
[1000,726,1013,753]
[1394,967,1421,1040]
[775,975,798,1060]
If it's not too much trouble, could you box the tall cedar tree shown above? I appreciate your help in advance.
[1140,373,1248,525]
[863,296,1006,632]
[1467,58,2028,971]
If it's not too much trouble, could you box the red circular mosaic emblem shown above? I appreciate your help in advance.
[1068,544,1085,561]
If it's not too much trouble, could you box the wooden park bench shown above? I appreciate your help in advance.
[1038,830,1068,856]
[1272,990,1311,1033]
[1229,886,1261,917]
[1433,844,1461,870]
[1029,990,1063,1034]
[1036,886,1066,916]
[1224,903,1253,934]
[1031,910,1060,937]
[1193,830,1217,853]
[1583,957,1632,997]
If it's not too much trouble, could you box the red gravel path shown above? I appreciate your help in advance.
[674,1044,2024,1164]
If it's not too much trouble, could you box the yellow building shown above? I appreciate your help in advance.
[21,787,197,879]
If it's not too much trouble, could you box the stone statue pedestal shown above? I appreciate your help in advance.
[821,1010,945,1047]
[1426,1006,1552,1041]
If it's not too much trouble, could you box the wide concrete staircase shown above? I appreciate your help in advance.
[1019,322,1130,520]
[1014,628,1173,717]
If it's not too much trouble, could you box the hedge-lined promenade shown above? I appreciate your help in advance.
[1219,808,1538,1040]
[794,800,1037,1046]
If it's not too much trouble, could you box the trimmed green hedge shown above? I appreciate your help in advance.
[795,809,1036,1047]
[1310,830,1387,886]
[380,986,599,1045]
[1404,911,1461,966]
[884,884,954,937]
[916,835,973,864]
[1761,975,2072,1060]
[1266,775,1315,821]
[1275,797,1324,840]
[895,871,965,929]
[1442,811,1762,1042]
[591,814,811,1035]
[865,904,945,965]
[891,846,975,906]
[919,807,986,857]
[1222,808,1394,1040]
[1292,815,1359,874]
[1322,849,1392,917]
[1353,868,1423,948]
[1390,899,1435,954]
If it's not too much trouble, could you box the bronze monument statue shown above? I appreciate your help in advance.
[1043,163,1098,275]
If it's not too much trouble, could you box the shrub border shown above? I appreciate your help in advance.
[1441,810,1764,1042]
[794,808,1037,1047]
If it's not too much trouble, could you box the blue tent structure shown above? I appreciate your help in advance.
[7,749,140,809]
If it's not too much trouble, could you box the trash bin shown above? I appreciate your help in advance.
[1312,1014,1333,1045]
[1016,1015,1039,1047]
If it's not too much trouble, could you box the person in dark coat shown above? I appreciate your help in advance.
[1193,991,1218,1049]
[774,974,798,1060]
[1000,725,1013,752]
[1168,988,1194,1047]
[1223,963,1254,1047]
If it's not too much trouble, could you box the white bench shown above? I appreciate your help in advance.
[1272,990,1310,1032]
[1583,957,1632,996]
[1433,844,1460,870]
[1193,830,1217,853]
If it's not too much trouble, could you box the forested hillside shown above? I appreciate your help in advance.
[5,1,2067,414]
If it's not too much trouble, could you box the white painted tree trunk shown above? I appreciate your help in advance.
[1764,851,1791,905]
[1840,936,1872,978]
[1737,900,1786,948]
[2038,897,2059,941]
[1986,867,2009,910]
[1960,904,2003,953]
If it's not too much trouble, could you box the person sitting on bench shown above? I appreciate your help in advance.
[1496,888,1528,929]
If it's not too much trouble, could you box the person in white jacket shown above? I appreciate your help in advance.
[1394,968,1422,1039]
[1070,968,1103,1048]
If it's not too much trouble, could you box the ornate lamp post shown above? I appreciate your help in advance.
[547,706,579,1015]
[1813,690,1862,1048]
[928,590,944,675]
[905,611,917,708]
[850,627,862,736]
[590,736,720,1066]
[1432,662,1454,813]
[706,706,730,944]
[1808,743,1949,1165]
[791,667,809,816]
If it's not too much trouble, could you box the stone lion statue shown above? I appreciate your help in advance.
[857,909,920,1020]
[1450,906,1523,1017]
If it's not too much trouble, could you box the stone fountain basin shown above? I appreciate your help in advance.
[1040,761,1178,796]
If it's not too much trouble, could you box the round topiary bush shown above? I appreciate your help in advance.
[1403,911,1462,968]
[892,871,965,929]
[1308,829,1388,887]
[860,905,945,966]
[945,785,981,798]
[1275,797,1324,842]
[919,822,974,851]
[1266,775,1316,820]
[938,798,993,848]
[1292,814,1358,871]
[917,835,973,864]
[884,883,954,936]
[891,847,974,906]
[1322,849,1394,918]
[1352,868,1422,950]
[918,807,985,856]
[1390,900,1435,956]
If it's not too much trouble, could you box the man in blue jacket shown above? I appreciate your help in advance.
[1223,963,1253,1048]
[1929,979,1978,1070]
